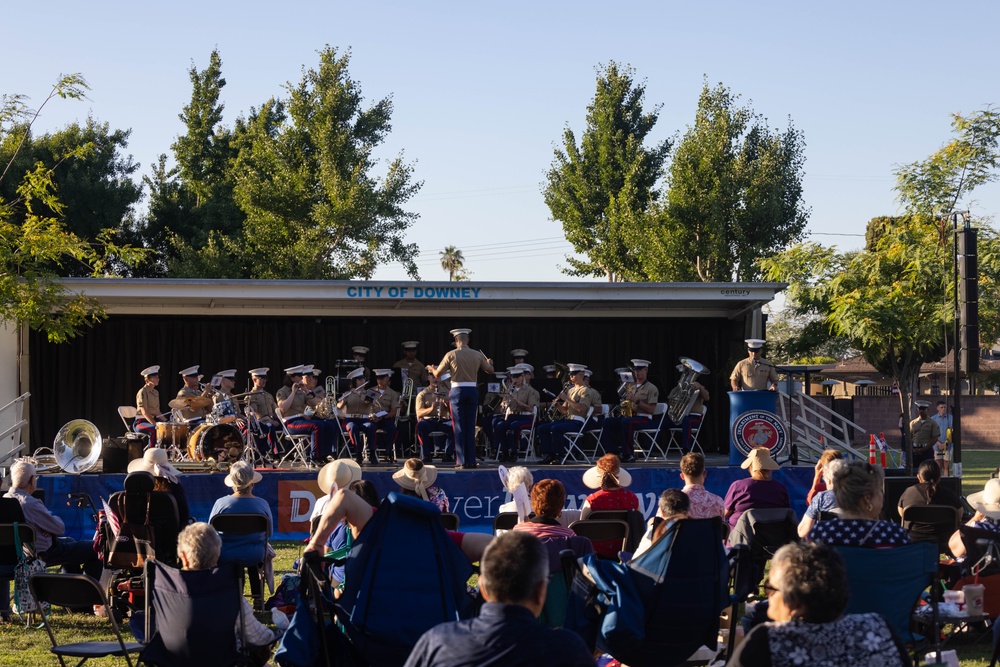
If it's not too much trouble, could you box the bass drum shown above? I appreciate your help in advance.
[187,423,244,461]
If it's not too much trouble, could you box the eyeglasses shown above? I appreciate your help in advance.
[763,582,781,597]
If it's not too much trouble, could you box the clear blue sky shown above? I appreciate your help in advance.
[4,1,998,282]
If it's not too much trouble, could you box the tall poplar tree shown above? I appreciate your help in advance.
[544,62,670,282]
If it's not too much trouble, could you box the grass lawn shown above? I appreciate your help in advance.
[6,455,1000,666]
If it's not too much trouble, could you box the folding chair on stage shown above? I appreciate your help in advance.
[276,412,315,468]
[665,405,707,457]
[585,404,608,459]
[560,406,595,464]
[632,403,669,461]
[30,573,142,667]
[516,406,539,461]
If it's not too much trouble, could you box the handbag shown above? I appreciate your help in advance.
[107,493,156,569]
[12,521,48,616]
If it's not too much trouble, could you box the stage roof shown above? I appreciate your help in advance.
[63,279,787,319]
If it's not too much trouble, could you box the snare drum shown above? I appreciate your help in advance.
[209,399,238,424]
[187,423,244,461]
[156,421,189,445]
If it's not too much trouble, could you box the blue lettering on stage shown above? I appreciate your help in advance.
[371,286,482,300]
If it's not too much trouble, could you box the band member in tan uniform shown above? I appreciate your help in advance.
[539,363,601,463]
[415,373,454,462]
[429,328,494,469]
[339,367,377,465]
[393,341,428,387]
[277,364,336,461]
[134,365,164,445]
[730,338,779,391]
[176,365,213,423]
[245,367,281,455]
[600,359,659,462]
[494,364,539,462]
[370,369,401,461]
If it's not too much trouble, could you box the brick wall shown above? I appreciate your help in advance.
[838,395,1000,449]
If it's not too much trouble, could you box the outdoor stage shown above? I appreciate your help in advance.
[37,461,814,539]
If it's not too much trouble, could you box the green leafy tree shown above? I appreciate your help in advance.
[226,46,422,279]
[647,81,808,282]
[544,62,671,282]
[439,245,464,281]
[763,108,1000,472]
[0,75,146,342]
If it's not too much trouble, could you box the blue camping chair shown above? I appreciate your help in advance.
[834,542,940,652]
[334,492,475,667]
[566,517,729,667]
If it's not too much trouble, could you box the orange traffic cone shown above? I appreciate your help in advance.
[878,432,887,468]
[869,434,876,465]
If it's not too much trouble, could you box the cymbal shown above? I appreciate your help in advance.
[169,395,213,410]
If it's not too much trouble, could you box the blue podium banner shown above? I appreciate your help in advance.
[728,391,787,465]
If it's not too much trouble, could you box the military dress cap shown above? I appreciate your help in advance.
[494,372,508,380]
[584,369,593,378]
[745,339,767,350]
[543,365,556,373]
[402,341,419,349]
[140,365,160,377]
[915,400,931,409]
[630,359,651,368]
[347,368,366,380]
[299,365,315,375]
[517,363,534,374]
[450,328,472,337]
[249,367,269,377]
[374,368,393,377]
[511,349,529,358]
[179,365,200,377]
[216,369,237,379]
[567,363,588,373]
[284,364,306,375]
[311,368,323,377]
[352,346,369,355]
[507,366,524,376]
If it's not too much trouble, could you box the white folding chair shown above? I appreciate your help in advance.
[632,402,669,460]
[666,405,708,456]
[518,406,539,460]
[118,406,138,433]
[585,404,609,459]
[275,411,316,468]
[561,406,595,464]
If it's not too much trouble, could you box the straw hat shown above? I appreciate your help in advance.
[224,460,263,488]
[969,479,1000,519]
[318,459,363,495]
[127,448,180,483]
[392,459,438,501]
[741,447,780,471]
[582,454,633,489]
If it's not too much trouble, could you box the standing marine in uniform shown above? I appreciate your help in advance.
[430,328,494,469]
[909,400,940,466]
[730,339,779,392]
[135,365,165,446]
[393,341,429,387]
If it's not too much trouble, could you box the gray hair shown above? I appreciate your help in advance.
[228,461,256,494]
[505,466,534,495]
[10,461,35,489]
[832,460,884,513]
[822,459,846,488]
[177,522,222,570]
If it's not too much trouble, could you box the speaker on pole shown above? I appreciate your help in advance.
[959,228,979,375]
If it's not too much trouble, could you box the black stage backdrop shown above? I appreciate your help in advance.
[29,314,744,453]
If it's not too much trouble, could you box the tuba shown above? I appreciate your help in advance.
[53,419,103,474]
[666,357,709,424]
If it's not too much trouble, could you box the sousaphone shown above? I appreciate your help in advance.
[53,419,103,474]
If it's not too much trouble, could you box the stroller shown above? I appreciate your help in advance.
[276,492,475,667]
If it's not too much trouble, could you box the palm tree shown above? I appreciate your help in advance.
[439,246,465,281]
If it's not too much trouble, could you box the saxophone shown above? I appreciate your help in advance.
[666,357,709,424]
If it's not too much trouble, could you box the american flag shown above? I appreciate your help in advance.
[102,498,120,537]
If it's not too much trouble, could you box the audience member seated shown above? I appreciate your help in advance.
[311,458,364,522]
[679,452,724,520]
[393,458,449,512]
[326,480,381,592]
[797,459,844,538]
[727,541,910,667]
[131,523,278,666]
[4,460,102,580]
[808,460,910,548]
[403,532,594,667]
[209,461,274,603]
[805,448,843,505]
[634,488,690,558]
[949,478,1000,559]
[512,480,592,569]
[580,454,639,558]
[898,459,963,543]
[498,466,533,516]
[127,447,190,525]
[306,488,493,564]
[724,448,790,531]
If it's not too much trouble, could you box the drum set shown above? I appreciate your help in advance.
[158,394,249,467]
